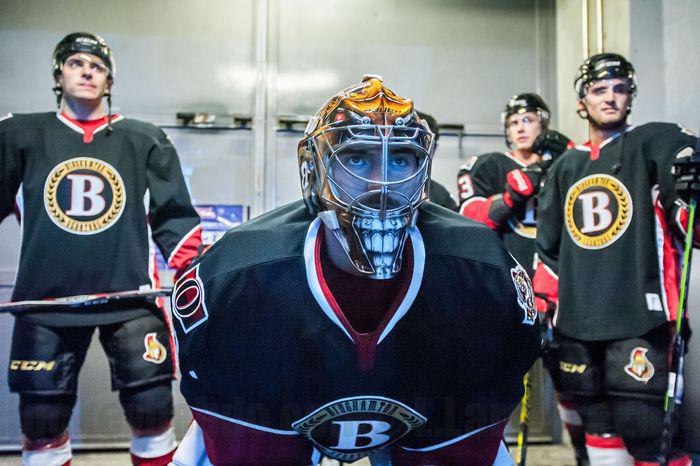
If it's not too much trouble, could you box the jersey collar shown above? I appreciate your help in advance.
[503,151,528,167]
[303,217,426,346]
[56,111,124,138]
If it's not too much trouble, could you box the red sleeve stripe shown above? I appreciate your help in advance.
[532,257,559,317]
[459,196,499,230]
[654,198,680,322]
[168,224,203,270]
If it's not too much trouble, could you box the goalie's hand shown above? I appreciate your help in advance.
[532,130,572,169]
[672,145,700,202]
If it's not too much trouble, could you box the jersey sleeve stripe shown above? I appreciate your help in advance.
[168,224,204,266]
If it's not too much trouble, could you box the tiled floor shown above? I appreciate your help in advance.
[0,442,578,466]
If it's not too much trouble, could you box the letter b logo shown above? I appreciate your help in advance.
[331,420,391,450]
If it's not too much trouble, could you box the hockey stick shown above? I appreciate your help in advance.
[514,370,532,466]
[659,197,696,466]
[0,288,172,315]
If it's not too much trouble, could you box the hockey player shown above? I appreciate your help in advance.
[170,76,540,465]
[533,53,697,465]
[0,32,203,466]
[457,93,572,275]
[457,95,587,465]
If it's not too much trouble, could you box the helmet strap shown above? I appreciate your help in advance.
[106,92,113,136]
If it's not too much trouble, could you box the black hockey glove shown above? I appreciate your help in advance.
[532,130,572,169]
[672,144,700,202]
[504,164,545,207]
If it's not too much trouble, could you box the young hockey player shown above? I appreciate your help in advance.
[170,76,540,465]
[457,94,588,465]
[533,53,698,466]
[0,32,203,466]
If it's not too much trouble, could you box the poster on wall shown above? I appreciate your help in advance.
[154,204,248,272]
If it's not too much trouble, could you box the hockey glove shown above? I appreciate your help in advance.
[532,130,572,169]
[672,144,700,203]
[504,164,545,207]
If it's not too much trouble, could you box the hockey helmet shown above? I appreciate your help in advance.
[501,93,550,148]
[52,32,115,80]
[297,75,435,279]
[574,53,637,99]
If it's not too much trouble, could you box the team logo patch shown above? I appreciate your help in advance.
[564,174,632,249]
[624,347,655,383]
[142,333,167,364]
[172,264,208,333]
[292,396,426,462]
[508,197,537,238]
[511,265,536,325]
[44,157,125,235]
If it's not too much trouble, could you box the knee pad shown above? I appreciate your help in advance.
[19,394,75,440]
[120,382,173,430]
[573,397,614,435]
[611,398,683,461]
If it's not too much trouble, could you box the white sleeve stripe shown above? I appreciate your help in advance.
[189,406,299,435]
[167,224,203,265]
[399,418,506,452]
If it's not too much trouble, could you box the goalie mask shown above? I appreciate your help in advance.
[298,76,435,279]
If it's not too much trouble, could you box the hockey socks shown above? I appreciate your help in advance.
[557,401,589,464]
[585,433,634,466]
[22,432,71,466]
[130,425,176,466]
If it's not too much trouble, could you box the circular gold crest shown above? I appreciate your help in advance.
[564,174,632,249]
[44,157,125,235]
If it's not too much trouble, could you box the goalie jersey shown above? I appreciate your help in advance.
[0,112,202,325]
[534,122,698,341]
[172,201,540,465]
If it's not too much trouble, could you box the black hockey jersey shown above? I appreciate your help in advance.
[458,152,538,274]
[534,123,697,341]
[172,200,540,465]
[0,112,202,326]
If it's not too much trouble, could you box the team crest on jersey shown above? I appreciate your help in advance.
[44,157,125,235]
[624,347,655,383]
[142,333,167,364]
[511,265,536,325]
[508,197,537,238]
[172,264,208,333]
[292,396,426,462]
[564,174,633,250]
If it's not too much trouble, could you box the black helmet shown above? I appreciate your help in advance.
[574,53,636,99]
[52,32,115,79]
[501,93,550,148]
[501,93,550,128]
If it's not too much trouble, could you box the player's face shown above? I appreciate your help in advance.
[578,78,632,128]
[505,111,542,152]
[56,52,111,102]
[329,144,424,208]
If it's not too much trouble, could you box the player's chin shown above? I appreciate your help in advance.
[515,140,534,151]
[595,113,626,128]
